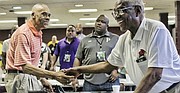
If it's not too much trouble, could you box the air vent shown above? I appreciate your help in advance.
[104,9,113,11]
[83,14,90,16]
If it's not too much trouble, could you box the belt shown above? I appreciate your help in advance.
[6,69,23,73]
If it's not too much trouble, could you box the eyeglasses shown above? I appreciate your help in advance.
[112,7,134,18]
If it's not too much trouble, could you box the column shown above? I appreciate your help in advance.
[17,17,26,27]
[175,1,180,53]
[159,12,169,30]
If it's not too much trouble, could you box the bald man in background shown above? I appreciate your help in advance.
[48,35,58,56]
[75,23,86,41]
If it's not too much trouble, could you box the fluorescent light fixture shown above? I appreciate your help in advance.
[14,11,32,14]
[144,7,153,11]
[13,6,22,10]
[75,4,83,7]
[168,16,176,19]
[168,20,175,25]
[85,23,95,25]
[49,24,68,26]
[79,18,96,21]
[50,19,59,22]
[0,20,17,23]
[69,9,97,13]
[0,12,6,15]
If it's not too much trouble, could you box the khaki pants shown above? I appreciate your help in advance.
[5,73,43,93]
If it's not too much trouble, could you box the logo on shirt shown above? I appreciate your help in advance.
[88,40,92,42]
[136,49,147,63]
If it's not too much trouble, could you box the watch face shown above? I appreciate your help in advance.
[118,69,121,74]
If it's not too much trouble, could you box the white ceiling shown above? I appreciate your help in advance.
[0,0,177,29]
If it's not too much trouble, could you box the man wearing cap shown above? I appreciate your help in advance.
[72,14,120,91]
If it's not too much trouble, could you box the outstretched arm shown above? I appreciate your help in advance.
[22,63,75,85]
[77,61,116,73]
[64,61,117,78]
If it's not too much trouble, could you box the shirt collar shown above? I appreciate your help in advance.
[133,18,147,41]
[27,20,42,37]
[64,37,77,44]
[90,30,110,38]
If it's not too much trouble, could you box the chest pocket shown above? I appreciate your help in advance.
[136,38,149,74]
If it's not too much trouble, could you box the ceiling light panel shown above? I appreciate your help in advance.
[75,4,83,7]
[0,12,6,15]
[168,16,176,19]
[0,20,17,23]
[49,24,68,26]
[69,9,97,13]
[50,19,59,22]
[79,18,96,21]
[85,23,95,25]
[14,11,32,14]
[144,7,153,11]
[13,6,22,10]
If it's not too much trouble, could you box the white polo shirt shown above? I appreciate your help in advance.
[108,18,180,92]
[2,38,10,53]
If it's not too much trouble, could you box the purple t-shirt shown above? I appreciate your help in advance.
[54,37,80,69]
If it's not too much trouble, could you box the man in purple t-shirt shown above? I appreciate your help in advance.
[50,25,80,70]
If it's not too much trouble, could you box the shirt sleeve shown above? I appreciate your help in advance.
[14,34,31,66]
[107,37,124,67]
[54,42,60,56]
[2,40,8,52]
[148,27,177,68]
[75,39,84,60]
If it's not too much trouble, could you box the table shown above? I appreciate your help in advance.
[48,79,84,87]
[65,91,134,93]
[48,79,135,87]
[0,74,136,92]
[48,79,84,92]
[48,79,136,91]
[120,79,136,91]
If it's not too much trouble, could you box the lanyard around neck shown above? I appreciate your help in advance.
[95,37,105,50]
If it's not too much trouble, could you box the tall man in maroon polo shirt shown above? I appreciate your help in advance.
[5,4,74,93]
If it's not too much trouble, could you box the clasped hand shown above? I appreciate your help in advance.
[53,70,75,85]
[62,67,81,78]
[62,67,81,91]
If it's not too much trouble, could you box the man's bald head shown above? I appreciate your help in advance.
[32,4,50,15]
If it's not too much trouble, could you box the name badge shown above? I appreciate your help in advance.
[64,54,71,62]
[96,51,106,62]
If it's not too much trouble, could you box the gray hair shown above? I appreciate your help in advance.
[116,0,144,11]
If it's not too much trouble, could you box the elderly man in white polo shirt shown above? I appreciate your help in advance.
[64,0,180,93]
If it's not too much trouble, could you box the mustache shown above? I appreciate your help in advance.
[40,18,50,22]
